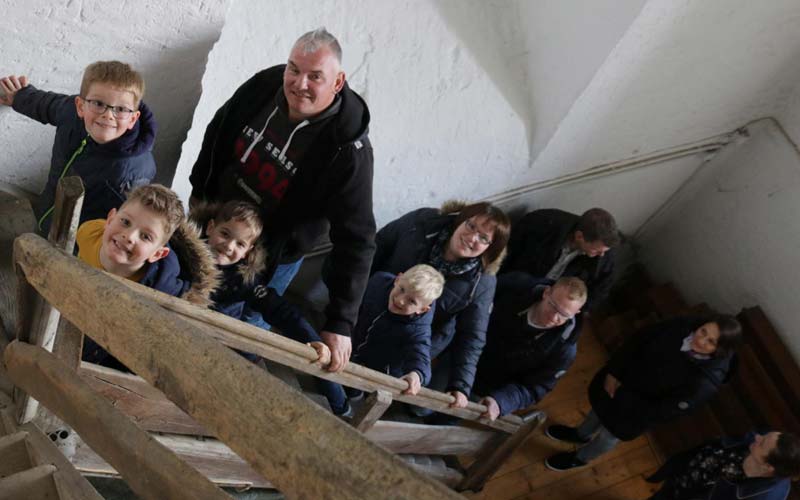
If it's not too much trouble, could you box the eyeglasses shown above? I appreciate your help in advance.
[546,296,575,321]
[82,99,136,119]
[464,219,493,246]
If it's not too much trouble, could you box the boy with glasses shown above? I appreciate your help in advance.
[1,61,156,235]
[472,273,587,421]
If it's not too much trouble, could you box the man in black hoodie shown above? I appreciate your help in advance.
[189,28,376,371]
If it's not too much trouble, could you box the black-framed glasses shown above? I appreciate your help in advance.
[82,98,136,119]
[464,219,493,245]
[546,296,575,321]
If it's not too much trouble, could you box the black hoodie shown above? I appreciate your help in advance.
[189,65,376,337]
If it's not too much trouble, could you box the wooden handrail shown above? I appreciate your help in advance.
[106,272,524,433]
[4,341,230,500]
[14,233,465,499]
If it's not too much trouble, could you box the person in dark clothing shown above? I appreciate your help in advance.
[316,264,445,416]
[1,61,157,235]
[501,208,620,311]
[545,315,743,471]
[76,184,219,366]
[188,28,376,374]
[647,431,800,500]
[473,273,587,421]
[189,200,330,365]
[371,201,510,411]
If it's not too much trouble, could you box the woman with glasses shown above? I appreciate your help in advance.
[544,315,743,471]
[370,201,511,414]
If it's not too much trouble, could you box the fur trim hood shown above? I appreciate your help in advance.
[188,201,268,286]
[169,220,221,306]
[438,199,506,275]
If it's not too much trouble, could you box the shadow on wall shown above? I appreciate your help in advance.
[138,35,222,187]
[430,0,535,152]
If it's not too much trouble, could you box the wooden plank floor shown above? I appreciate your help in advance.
[466,320,662,500]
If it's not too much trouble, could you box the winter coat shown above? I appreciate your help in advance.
[370,202,503,396]
[12,85,157,234]
[589,317,733,441]
[188,65,376,337]
[648,433,792,500]
[352,272,433,384]
[475,273,579,416]
[501,209,616,309]
[189,202,320,344]
[83,220,219,366]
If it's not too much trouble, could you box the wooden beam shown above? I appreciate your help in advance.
[20,421,104,500]
[72,433,273,490]
[108,272,523,434]
[52,319,83,370]
[14,234,466,500]
[458,411,546,492]
[352,390,392,432]
[78,362,207,436]
[4,341,232,500]
[15,176,84,424]
[365,421,496,455]
[0,464,58,500]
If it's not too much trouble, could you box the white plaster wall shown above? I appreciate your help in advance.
[0,0,228,193]
[637,120,800,361]
[530,0,800,185]
[173,0,646,227]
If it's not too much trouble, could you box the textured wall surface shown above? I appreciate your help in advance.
[639,120,800,360]
[0,0,229,193]
[172,0,646,227]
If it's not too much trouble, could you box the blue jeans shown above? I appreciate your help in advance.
[241,257,304,329]
[575,410,620,462]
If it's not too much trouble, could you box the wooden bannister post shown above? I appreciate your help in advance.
[458,411,546,492]
[4,341,231,500]
[351,390,392,432]
[13,233,465,500]
[15,176,84,424]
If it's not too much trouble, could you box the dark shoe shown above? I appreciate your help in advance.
[344,387,364,402]
[334,401,353,419]
[545,451,587,472]
[545,424,590,445]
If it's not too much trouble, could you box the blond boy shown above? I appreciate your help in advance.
[317,264,445,416]
[1,61,156,234]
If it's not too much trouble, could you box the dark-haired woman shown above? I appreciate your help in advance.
[647,431,800,499]
[370,201,510,410]
[545,315,743,470]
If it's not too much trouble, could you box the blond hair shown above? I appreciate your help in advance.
[553,276,588,302]
[80,61,145,107]
[400,264,445,303]
[123,184,185,240]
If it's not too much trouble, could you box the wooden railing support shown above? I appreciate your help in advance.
[458,411,547,492]
[4,341,231,500]
[14,233,465,500]
[351,390,392,432]
[15,176,84,424]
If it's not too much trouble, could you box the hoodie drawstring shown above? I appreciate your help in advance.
[38,135,89,231]
[239,106,311,165]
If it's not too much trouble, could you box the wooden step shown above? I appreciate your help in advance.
[645,283,687,318]
[0,464,59,500]
[401,454,464,488]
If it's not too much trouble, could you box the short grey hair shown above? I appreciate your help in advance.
[294,28,342,64]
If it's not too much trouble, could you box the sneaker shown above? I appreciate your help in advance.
[344,387,364,402]
[545,424,591,445]
[545,451,587,472]
[334,401,353,419]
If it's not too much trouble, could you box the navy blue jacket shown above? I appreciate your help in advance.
[590,317,733,441]
[501,209,616,310]
[351,272,433,384]
[475,273,579,415]
[371,204,501,396]
[649,433,791,500]
[12,85,157,234]
[211,262,320,344]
